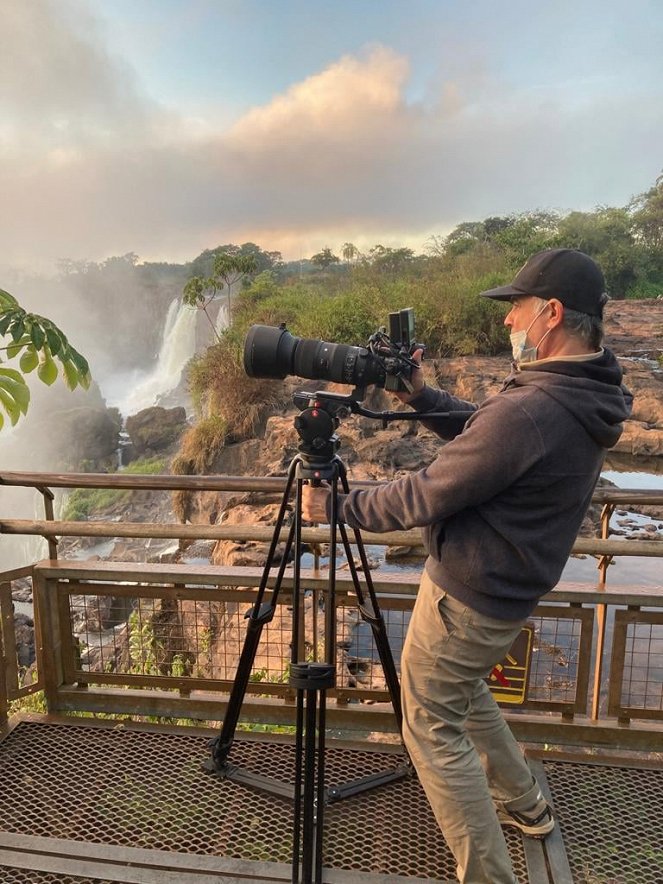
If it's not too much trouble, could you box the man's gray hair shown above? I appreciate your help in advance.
[561,307,603,350]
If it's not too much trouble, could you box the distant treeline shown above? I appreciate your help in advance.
[166,173,662,474]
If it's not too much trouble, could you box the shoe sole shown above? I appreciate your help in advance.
[498,816,555,839]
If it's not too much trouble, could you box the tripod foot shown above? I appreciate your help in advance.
[201,756,232,776]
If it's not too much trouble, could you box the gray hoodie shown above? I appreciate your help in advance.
[336,348,633,621]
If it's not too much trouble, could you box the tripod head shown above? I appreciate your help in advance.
[292,387,474,472]
[292,391,352,471]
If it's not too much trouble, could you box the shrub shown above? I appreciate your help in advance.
[171,414,228,476]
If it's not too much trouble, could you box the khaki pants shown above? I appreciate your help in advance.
[401,570,541,884]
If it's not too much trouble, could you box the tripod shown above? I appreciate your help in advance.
[205,390,412,884]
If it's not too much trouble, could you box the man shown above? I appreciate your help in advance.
[302,249,632,884]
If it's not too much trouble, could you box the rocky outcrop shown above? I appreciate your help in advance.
[125,406,188,456]
[26,404,123,470]
[603,299,663,360]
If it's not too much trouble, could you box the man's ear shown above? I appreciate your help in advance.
[547,298,565,328]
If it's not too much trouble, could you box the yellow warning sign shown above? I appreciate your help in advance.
[486,624,534,705]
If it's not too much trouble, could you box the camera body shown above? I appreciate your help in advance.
[243,308,424,394]
[382,309,419,392]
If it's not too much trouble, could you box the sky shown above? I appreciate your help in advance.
[2,0,662,268]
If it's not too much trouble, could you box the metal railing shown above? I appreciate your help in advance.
[1,470,662,749]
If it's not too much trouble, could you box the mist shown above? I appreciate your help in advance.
[0,260,204,571]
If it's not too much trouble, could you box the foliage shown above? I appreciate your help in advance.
[183,251,259,340]
[630,173,663,251]
[0,288,91,430]
[187,242,282,279]
[122,456,169,475]
[62,456,168,521]
[127,608,186,678]
[310,247,340,269]
[341,242,360,263]
[366,244,417,275]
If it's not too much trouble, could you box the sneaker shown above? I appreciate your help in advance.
[497,793,555,838]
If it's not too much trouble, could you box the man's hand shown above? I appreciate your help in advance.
[394,348,425,404]
[301,484,331,523]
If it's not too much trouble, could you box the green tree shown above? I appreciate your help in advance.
[341,242,360,264]
[630,173,663,251]
[310,247,340,269]
[188,242,281,278]
[0,288,91,430]
[368,244,416,274]
[557,208,638,298]
[183,251,258,338]
[492,212,559,260]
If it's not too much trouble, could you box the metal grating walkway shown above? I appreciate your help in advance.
[535,754,663,883]
[0,717,528,882]
[0,717,660,882]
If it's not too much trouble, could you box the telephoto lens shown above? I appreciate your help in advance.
[243,325,387,388]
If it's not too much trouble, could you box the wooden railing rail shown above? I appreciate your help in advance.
[2,469,663,505]
[2,518,663,559]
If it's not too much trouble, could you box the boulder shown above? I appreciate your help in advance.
[126,406,187,455]
[14,613,35,668]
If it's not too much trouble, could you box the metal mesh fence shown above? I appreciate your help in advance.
[620,617,663,712]
[66,586,595,713]
[527,611,585,706]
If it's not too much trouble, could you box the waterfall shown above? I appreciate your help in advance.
[215,299,229,337]
[116,299,198,415]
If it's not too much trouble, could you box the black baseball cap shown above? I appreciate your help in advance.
[480,249,608,317]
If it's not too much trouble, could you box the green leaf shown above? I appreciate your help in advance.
[0,384,21,426]
[30,322,46,350]
[20,345,39,373]
[45,327,63,356]
[0,289,19,309]
[6,334,31,360]
[37,351,58,386]
[10,318,25,342]
[69,349,90,376]
[0,369,30,414]
[0,313,14,336]
[0,366,25,383]
[62,359,79,391]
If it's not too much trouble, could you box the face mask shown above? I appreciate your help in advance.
[510,301,552,364]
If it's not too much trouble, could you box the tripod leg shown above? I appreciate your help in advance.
[291,687,305,883]
[314,689,327,884]
[290,664,334,884]
[336,459,404,733]
[209,460,299,769]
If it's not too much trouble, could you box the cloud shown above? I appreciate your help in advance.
[0,2,661,269]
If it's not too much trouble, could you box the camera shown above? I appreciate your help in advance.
[243,308,424,393]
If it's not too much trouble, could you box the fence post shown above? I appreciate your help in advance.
[36,485,58,560]
[591,502,615,720]
[0,597,7,729]
[32,569,64,711]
